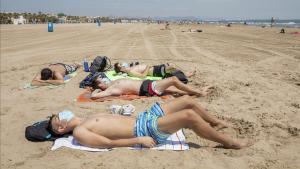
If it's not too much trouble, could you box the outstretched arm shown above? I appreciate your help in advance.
[31,72,64,86]
[91,90,112,98]
[91,88,122,98]
[74,127,156,148]
[31,79,64,86]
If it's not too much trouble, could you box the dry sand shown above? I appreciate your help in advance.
[1,23,300,169]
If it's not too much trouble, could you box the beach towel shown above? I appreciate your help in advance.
[76,90,172,102]
[105,70,162,81]
[51,129,189,152]
[21,71,78,90]
[290,32,300,35]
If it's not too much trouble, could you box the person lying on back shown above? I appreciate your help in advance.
[47,96,253,149]
[31,63,80,86]
[114,62,195,78]
[91,75,212,98]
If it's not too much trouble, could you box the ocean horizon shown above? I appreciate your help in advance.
[203,19,300,28]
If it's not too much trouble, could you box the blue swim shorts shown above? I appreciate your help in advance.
[134,102,171,144]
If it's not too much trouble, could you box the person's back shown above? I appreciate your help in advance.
[49,64,67,77]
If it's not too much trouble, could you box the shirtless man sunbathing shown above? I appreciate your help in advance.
[91,76,211,98]
[114,62,195,78]
[48,96,253,149]
[31,63,80,86]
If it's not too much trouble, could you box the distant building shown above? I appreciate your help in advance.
[86,17,95,23]
[79,16,88,23]
[12,15,27,25]
[121,20,129,23]
[58,16,67,23]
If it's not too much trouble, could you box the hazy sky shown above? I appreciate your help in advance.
[1,0,299,19]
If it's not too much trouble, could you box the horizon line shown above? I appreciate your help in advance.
[1,10,299,21]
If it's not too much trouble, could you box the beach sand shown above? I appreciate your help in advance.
[1,23,300,169]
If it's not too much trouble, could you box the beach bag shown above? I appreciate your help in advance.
[89,56,111,73]
[79,72,106,88]
[165,70,188,84]
[25,120,57,142]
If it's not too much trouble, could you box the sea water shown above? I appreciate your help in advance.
[202,19,300,28]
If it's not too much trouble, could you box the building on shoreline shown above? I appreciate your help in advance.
[12,15,27,25]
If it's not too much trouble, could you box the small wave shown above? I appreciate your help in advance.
[286,22,296,25]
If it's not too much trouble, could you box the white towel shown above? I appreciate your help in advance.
[132,129,189,151]
[51,129,189,152]
[51,136,110,152]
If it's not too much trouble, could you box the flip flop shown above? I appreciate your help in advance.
[109,104,135,116]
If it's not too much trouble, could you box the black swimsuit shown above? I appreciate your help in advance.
[50,63,77,75]
[139,80,161,96]
[152,64,166,77]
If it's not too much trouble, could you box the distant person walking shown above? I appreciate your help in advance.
[271,17,275,27]
[165,22,170,30]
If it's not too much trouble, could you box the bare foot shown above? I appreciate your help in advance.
[224,139,254,149]
[197,85,214,96]
[74,63,82,68]
[186,70,196,78]
[213,121,229,131]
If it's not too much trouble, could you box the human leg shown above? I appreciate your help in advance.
[156,77,201,96]
[64,63,81,74]
[160,96,228,130]
[165,63,196,77]
[157,110,252,149]
[164,64,177,73]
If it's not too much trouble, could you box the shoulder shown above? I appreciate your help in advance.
[73,126,87,137]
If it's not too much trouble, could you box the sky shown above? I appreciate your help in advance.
[1,0,299,19]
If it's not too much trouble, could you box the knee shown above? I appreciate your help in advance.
[180,95,196,108]
[181,95,190,99]
[170,76,179,84]
[182,109,198,124]
[166,63,176,69]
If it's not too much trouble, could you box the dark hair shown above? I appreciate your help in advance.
[91,78,100,89]
[114,63,122,73]
[47,114,63,137]
[41,68,53,80]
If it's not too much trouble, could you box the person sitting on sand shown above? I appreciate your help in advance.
[91,76,211,98]
[31,63,81,86]
[47,96,253,149]
[114,62,195,78]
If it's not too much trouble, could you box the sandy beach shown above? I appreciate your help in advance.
[1,23,300,169]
